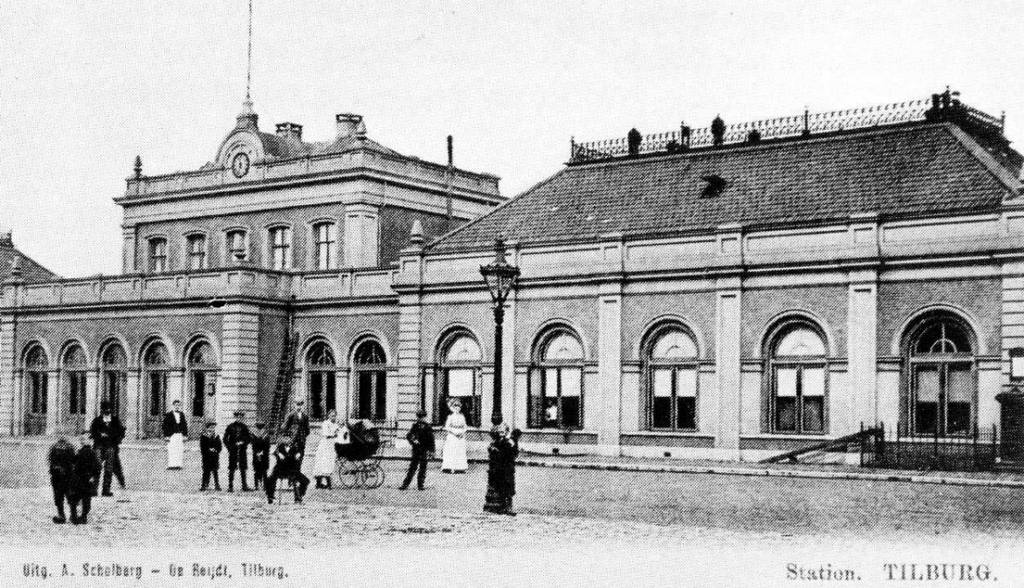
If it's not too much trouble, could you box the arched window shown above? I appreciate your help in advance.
[100,343,127,419]
[306,341,336,420]
[644,327,699,431]
[768,323,827,434]
[24,345,49,434]
[353,340,387,421]
[530,328,584,429]
[905,313,976,436]
[143,342,170,438]
[187,341,218,429]
[63,345,88,417]
[436,333,482,427]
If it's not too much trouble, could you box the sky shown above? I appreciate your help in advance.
[1,1,1022,277]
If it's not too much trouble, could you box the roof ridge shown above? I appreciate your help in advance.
[941,123,1022,197]
[425,168,567,251]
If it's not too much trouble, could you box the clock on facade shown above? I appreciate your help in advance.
[231,152,250,178]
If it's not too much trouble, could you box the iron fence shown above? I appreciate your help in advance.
[861,422,1000,473]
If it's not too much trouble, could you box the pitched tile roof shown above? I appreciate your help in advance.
[254,132,403,160]
[430,122,1022,252]
[0,240,59,283]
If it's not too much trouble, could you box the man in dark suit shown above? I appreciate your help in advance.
[162,399,188,470]
[89,401,126,496]
[282,400,311,460]
[199,421,222,491]
[223,411,252,492]
[265,439,309,504]
[399,409,435,491]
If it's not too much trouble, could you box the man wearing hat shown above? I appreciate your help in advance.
[399,409,435,491]
[223,411,252,491]
[250,422,271,490]
[282,400,311,462]
[89,400,126,497]
[162,400,188,470]
[199,421,222,491]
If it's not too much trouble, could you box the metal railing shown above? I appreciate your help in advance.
[569,90,1005,164]
[861,422,1000,473]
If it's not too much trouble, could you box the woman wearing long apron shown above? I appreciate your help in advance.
[313,410,340,489]
[441,400,469,473]
[162,400,188,470]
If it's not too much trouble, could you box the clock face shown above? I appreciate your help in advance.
[231,152,250,178]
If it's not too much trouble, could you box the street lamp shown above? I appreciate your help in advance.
[480,238,520,425]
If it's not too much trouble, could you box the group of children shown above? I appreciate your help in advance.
[47,431,102,525]
[197,412,271,492]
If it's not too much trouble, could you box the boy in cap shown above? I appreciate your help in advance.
[223,411,252,491]
[69,430,101,524]
[250,422,270,491]
[399,409,435,491]
[199,421,222,491]
[282,400,310,462]
[47,436,76,523]
[89,400,126,496]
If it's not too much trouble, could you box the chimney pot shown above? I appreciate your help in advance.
[0,229,12,247]
[335,113,363,139]
[275,122,303,142]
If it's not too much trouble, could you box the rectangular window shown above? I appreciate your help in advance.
[444,368,479,427]
[149,372,166,416]
[801,367,825,433]
[676,368,698,430]
[652,368,673,429]
[775,367,798,432]
[226,230,247,263]
[309,372,323,420]
[148,239,168,273]
[192,372,206,417]
[30,373,47,414]
[269,227,292,270]
[187,235,207,270]
[914,366,940,435]
[313,223,337,270]
[946,364,973,435]
[560,368,582,429]
[68,373,86,415]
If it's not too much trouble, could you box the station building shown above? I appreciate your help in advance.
[3,91,1023,462]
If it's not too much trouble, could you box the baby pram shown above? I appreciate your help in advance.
[334,421,384,488]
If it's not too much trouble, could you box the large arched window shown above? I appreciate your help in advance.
[63,345,88,418]
[768,322,827,434]
[530,328,584,429]
[306,341,336,420]
[353,339,387,421]
[435,333,482,428]
[904,312,976,436]
[100,343,127,420]
[187,341,218,433]
[24,345,49,435]
[644,327,699,431]
[143,341,170,437]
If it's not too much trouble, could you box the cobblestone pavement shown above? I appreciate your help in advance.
[3,438,1024,549]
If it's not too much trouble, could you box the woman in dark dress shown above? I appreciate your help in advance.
[483,423,521,516]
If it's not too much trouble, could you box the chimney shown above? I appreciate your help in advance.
[336,113,363,139]
[0,229,11,247]
[275,122,303,142]
[627,128,642,157]
[711,116,726,147]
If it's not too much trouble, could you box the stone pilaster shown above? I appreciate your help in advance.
[397,293,423,430]
[122,225,138,273]
[167,369,185,405]
[343,204,380,268]
[0,316,15,436]
[715,277,742,457]
[84,370,99,422]
[219,304,261,433]
[847,270,878,428]
[597,283,623,455]
[124,369,140,440]
[45,369,58,435]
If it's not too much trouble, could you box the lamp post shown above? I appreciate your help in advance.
[480,238,520,425]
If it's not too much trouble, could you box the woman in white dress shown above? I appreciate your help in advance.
[313,409,340,489]
[441,400,469,473]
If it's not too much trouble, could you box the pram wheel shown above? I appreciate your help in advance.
[363,464,385,489]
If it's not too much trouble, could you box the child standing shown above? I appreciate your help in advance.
[199,422,223,491]
[47,437,76,524]
[250,422,270,491]
[69,430,101,524]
